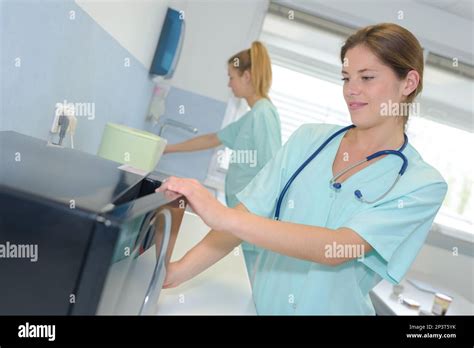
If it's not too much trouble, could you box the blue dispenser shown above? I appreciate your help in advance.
[150,8,185,78]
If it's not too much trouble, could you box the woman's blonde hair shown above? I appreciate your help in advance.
[228,41,272,99]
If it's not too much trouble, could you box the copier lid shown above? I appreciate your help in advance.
[0,131,145,213]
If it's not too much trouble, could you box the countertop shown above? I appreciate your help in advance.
[370,270,474,315]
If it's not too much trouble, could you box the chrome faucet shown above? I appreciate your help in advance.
[158,119,198,137]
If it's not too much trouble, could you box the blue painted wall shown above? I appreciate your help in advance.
[0,0,226,181]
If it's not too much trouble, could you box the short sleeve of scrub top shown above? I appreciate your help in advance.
[216,111,250,150]
[236,123,448,315]
[341,180,447,284]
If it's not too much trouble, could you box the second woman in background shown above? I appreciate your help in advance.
[164,41,282,282]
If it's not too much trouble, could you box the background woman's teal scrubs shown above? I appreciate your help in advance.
[217,98,281,283]
[236,123,448,314]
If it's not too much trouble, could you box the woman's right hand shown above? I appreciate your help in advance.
[163,260,190,289]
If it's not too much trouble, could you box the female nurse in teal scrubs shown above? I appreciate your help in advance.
[158,23,448,315]
[163,41,281,282]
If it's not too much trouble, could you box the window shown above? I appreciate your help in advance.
[270,63,348,143]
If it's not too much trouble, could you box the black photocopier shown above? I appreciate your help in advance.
[0,130,186,315]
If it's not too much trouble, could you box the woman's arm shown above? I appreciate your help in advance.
[225,206,372,266]
[164,133,221,154]
[163,205,246,288]
[157,177,372,266]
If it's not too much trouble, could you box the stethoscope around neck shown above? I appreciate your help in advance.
[274,125,409,221]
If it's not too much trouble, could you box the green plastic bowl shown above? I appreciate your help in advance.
[98,123,167,172]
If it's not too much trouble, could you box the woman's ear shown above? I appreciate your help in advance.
[402,70,420,97]
[243,69,252,84]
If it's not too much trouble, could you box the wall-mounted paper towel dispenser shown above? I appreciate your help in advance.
[150,7,185,79]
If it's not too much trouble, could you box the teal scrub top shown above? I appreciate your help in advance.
[217,98,281,208]
[236,123,448,315]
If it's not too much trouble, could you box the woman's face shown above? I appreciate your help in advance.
[227,65,252,98]
[342,44,412,130]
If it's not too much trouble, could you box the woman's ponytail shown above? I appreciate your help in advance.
[228,41,272,98]
[249,41,272,99]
